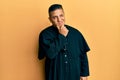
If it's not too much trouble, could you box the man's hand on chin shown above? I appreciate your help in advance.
[57,25,69,37]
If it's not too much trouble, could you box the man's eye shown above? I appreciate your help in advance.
[52,16,57,19]
[60,15,64,17]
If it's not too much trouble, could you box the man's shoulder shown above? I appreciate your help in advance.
[40,26,55,34]
[41,26,53,32]
[39,25,58,38]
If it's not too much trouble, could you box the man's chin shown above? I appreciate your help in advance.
[58,25,64,28]
[58,23,65,27]
[53,24,65,28]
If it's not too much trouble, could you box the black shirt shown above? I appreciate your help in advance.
[38,25,90,80]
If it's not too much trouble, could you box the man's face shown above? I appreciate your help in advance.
[49,9,65,28]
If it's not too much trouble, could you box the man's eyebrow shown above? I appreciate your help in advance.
[51,16,58,18]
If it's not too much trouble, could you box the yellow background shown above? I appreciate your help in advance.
[0,0,120,80]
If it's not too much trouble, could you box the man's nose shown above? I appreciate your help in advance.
[57,17,61,22]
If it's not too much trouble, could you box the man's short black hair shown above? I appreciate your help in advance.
[48,4,63,16]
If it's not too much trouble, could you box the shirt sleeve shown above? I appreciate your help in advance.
[38,31,67,60]
[79,32,90,76]
[80,53,90,76]
[80,33,90,53]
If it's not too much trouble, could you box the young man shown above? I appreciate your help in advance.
[38,4,90,80]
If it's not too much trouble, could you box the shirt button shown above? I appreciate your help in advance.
[64,54,67,57]
[64,61,68,64]
[64,48,67,51]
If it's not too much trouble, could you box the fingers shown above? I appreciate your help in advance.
[56,25,63,30]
